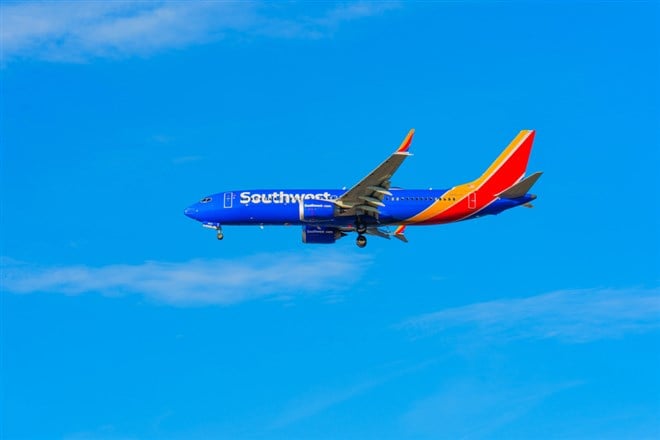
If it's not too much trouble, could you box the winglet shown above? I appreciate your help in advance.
[392,225,408,243]
[396,129,415,153]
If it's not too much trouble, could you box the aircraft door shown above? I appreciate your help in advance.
[224,192,233,208]
[468,192,476,209]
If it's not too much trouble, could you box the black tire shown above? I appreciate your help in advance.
[356,235,367,248]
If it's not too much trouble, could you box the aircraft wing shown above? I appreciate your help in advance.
[335,129,415,218]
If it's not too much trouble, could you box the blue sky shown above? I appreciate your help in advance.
[1,1,658,438]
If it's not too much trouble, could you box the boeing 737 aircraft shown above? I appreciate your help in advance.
[184,130,541,247]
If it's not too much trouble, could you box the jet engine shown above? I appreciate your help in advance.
[299,200,336,222]
[301,225,343,244]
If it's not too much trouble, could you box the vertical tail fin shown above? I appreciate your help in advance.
[473,130,536,196]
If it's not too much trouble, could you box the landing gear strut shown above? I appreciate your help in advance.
[356,235,367,248]
[213,224,224,240]
[203,223,224,240]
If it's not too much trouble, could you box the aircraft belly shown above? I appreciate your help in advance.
[249,203,300,224]
[384,204,432,224]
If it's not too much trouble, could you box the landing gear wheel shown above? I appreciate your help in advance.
[356,235,367,248]
[216,232,224,240]
[356,224,367,234]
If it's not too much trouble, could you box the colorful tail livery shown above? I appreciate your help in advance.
[184,130,542,247]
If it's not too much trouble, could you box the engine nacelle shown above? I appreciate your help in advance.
[302,225,340,244]
[299,200,336,222]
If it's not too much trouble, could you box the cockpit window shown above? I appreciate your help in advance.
[200,197,212,203]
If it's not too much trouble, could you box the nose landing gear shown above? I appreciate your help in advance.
[202,223,224,241]
[356,235,367,248]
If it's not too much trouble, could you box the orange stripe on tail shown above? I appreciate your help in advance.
[404,130,536,225]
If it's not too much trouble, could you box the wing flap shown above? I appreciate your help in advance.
[359,195,386,207]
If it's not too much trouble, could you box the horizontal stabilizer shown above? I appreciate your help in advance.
[392,225,408,243]
[498,172,543,199]
[364,225,408,242]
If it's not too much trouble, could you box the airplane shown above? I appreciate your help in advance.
[184,129,542,247]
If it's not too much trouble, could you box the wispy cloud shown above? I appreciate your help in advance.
[0,1,399,63]
[271,361,433,429]
[402,380,580,439]
[401,287,660,343]
[1,252,371,306]
[171,155,203,165]
[272,378,380,429]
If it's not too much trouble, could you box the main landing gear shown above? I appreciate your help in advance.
[355,218,367,248]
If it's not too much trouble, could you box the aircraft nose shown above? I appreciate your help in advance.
[184,206,199,219]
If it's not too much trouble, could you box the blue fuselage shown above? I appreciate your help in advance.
[184,188,534,228]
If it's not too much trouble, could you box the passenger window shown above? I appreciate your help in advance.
[200,197,212,203]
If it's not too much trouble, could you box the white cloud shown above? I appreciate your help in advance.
[0,1,399,63]
[314,2,400,27]
[0,1,254,62]
[401,287,660,343]
[1,252,371,306]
